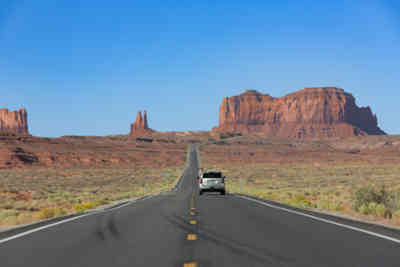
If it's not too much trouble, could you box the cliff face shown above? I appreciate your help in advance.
[213,87,385,138]
[130,110,154,135]
[0,108,29,135]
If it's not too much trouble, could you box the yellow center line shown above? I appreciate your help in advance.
[187,234,197,241]
[183,262,197,267]
[190,191,196,209]
[189,190,197,216]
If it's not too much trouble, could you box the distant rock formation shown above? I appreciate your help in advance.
[213,87,385,138]
[0,108,29,135]
[130,110,154,135]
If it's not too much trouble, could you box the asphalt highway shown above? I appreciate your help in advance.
[1,145,399,266]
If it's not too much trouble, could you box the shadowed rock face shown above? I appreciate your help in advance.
[130,110,154,135]
[213,87,386,138]
[0,108,29,135]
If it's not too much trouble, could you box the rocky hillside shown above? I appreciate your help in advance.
[213,87,385,138]
[0,108,29,135]
[0,135,186,169]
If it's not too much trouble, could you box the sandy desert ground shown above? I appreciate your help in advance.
[199,134,400,227]
[0,133,191,228]
[2,132,400,229]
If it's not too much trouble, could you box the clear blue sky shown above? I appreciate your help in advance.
[1,0,399,137]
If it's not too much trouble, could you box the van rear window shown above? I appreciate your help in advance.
[203,172,222,178]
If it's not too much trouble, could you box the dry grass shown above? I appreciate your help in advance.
[201,160,400,227]
[199,135,400,227]
[0,166,184,229]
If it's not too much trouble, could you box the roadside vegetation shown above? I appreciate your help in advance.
[0,166,183,229]
[203,162,400,227]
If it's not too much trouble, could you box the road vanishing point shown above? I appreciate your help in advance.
[1,145,399,266]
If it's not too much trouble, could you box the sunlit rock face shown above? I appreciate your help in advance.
[0,108,29,135]
[130,110,154,135]
[213,87,385,138]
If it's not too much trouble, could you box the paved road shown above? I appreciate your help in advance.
[1,145,399,266]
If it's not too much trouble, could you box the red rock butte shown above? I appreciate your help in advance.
[130,110,154,135]
[0,108,29,135]
[212,87,386,138]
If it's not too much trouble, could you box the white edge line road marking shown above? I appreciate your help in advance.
[237,195,400,245]
[0,195,156,245]
[175,176,182,191]
[175,174,186,191]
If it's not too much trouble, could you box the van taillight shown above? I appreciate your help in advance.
[222,178,225,184]
[200,179,203,184]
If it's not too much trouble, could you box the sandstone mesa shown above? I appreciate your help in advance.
[213,87,385,138]
[0,108,29,135]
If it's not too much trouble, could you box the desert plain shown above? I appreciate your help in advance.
[1,87,400,229]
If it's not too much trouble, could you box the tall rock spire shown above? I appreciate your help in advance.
[130,110,154,135]
[136,111,143,127]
